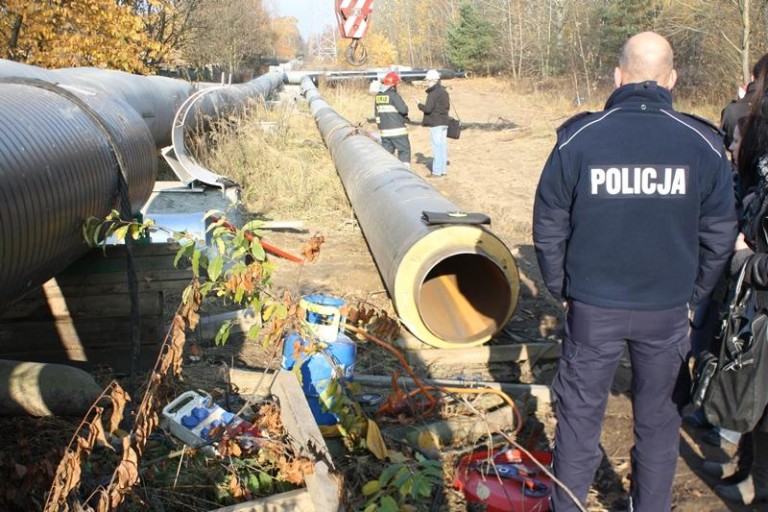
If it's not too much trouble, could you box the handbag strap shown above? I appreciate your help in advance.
[723,263,753,361]
[451,103,461,122]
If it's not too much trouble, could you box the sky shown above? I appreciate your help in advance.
[268,0,338,39]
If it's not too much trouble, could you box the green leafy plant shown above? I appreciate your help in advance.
[360,451,443,512]
[84,210,293,347]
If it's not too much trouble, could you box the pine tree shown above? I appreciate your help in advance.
[446,2,494,74]
[594,0,662,75]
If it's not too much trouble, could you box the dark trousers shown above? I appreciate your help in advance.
[690,298,720,357]
[551,300,690,511]
[381,135,411,163]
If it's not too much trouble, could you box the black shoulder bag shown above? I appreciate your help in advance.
[447,104,461,140]
[692,264,768,433]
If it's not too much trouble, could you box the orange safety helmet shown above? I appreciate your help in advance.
[382,72,400,87]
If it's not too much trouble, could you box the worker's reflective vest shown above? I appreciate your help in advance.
[374,88,409,138]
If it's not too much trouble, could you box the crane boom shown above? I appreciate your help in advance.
[335,0,374,66]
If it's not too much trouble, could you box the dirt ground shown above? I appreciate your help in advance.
[256,77,762,511]
[0,75,756,512]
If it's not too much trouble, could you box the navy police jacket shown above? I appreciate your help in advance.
[533,81,737,310]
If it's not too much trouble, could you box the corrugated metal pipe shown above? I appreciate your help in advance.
[0,60,285,311]
[300,77,520,348]
[0,77,157,310]
[185,72,285,129]
[0,60,194,147]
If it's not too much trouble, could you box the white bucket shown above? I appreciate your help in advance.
[300,294,347,342]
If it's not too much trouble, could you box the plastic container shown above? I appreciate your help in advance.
[161,390,250,448]
[453,447,553,512]
[305,394,340,426]
[281,332,356,396]
[300,294,346,342]
[282,332,357,426]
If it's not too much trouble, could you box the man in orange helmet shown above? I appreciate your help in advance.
[374,71,411,167]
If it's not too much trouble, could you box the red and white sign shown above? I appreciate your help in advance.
[336,0,374,40]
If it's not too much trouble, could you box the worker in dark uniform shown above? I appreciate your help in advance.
[533,32,737,511]
[374,71,411,167]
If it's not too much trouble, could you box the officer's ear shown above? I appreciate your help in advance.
[614,67,622,88]
[664,69,678,90]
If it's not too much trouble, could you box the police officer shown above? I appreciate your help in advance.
[533,32,737,511]
[374,71,411,166]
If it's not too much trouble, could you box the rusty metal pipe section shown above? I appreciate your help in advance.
[300,77,519,348]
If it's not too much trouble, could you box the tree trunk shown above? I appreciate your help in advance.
[740,0,751,84]
[7,14,23,59]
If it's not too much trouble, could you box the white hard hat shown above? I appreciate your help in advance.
[425,69,440,81]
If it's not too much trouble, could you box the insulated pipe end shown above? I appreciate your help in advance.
[393,225,520,348]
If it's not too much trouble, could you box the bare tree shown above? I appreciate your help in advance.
[183,0,275,77]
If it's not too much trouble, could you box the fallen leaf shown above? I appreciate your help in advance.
[366,419,388,460]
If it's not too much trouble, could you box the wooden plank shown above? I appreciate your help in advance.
[70,243,183,262]
[1,291,164,320]
[405,342,560,366]
[209,488,313,512]
[0,346,164,372]
[56,244,189,279]
[383,405,518,456]
[230,368,341,512]
[55,268,194,286]
[352,373,552,411]
[10,279,191,299]
[0,242,188,371]
[0,316,163,348]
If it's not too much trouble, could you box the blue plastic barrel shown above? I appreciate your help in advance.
[305,395,340,426]
[281,331,357,425]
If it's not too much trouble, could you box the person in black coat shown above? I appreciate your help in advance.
[417,69,450,177]
[715,71,768,505]
[721,54,768,148]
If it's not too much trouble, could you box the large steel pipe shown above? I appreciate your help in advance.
[301,77,519,348]
[187,72,285,126]
[0,58,285,150]
[0,60,194,147]
[0,80,157,310]
[0,60,285,311]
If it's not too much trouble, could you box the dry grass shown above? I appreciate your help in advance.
[195,97,352,227]
[320,81,376,124]
[191,78,728,238]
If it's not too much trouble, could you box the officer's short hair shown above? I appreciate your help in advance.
[618,33,674,83]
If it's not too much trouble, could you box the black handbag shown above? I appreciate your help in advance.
[447,103,462,140]
[693,264,768,433]
[447,117,461,139]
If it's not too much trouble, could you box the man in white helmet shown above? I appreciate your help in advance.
[418,69,450,177]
